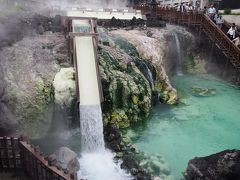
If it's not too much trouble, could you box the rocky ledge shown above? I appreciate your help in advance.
[184,150,240,180]
[104,124,152,180]
[0,13,68,138]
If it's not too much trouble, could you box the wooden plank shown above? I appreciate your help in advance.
[66,16,97,21]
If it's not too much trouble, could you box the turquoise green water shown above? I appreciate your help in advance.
[128,74,240,179]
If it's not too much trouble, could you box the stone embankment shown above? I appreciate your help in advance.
[222,15,240,27]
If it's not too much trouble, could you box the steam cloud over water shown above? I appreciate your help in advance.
[0,0,130,9]
[48,0,129,9]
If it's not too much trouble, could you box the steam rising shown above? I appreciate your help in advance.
[48,0,129,8]
[0,0,130,12]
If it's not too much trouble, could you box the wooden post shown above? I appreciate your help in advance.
[3,136,9,168]
[11,137,17,168]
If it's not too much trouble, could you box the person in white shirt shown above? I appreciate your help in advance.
[213,10,219,23]
[227,23,237,40]
[216,16,224,29]
[177,4,180,12]
[208,4,216,20]
[184,3,189,13]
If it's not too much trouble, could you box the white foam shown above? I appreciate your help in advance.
[78,150,132,180]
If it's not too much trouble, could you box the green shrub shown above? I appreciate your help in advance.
[224,8,231,15]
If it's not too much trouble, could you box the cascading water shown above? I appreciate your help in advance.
[74,20,132,180]
[134,59,155,89]
[173,32,183,76]
[79,106,132,180]
[78,104,132,180]
[146,66,155,90]
[80,105,105,152]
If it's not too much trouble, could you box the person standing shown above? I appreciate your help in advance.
[227,23,237,40]
[213,10,219,23]
[216,16,224,29]
[208,4,216,21]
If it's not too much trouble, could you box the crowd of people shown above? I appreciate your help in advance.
[205,4,239,48]
[141,2,240,49]
[176,2,198,13]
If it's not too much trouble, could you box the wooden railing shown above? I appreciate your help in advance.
[0,137,77,180]
[134,6,240,69]
[0,137,21,169]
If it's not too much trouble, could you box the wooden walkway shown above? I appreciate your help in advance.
[0,136,77,180]
[135,6,240,69]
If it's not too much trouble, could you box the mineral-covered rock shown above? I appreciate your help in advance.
[111,29,178,104]
[121,154,151,179]
[0,31,67,138]
[191,87,216,97]
[49,147,80,173]
[99,41,152,128]
[53,68,76,107]
[184,150,240,180]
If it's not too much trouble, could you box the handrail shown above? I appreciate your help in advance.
[134,6,240,67]
[223,20,240,36]
[200,14,240,64]
[0,136,77,180]
[202,14,238,51]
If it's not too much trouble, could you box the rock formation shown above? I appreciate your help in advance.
[111,28,178,105]
[49,147,80,173]
[99,36,152,128]
[184,150,240,180]
[53,68,76,108]
[0,13,67,138]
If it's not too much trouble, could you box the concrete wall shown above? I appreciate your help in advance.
[222,15,240,27]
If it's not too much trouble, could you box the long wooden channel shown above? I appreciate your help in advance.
[65,17,104,104]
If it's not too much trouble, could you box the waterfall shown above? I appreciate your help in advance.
[146,66,155,90]
[134,59,155,89]
[74,20,131,180]
[80,105,105,153]
[79,106,132,180]
[174,32,183,76]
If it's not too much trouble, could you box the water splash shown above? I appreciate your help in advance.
[173,32,183,76]
[78,150,132,180]
[79,105,132,180]
[79,105,105,153]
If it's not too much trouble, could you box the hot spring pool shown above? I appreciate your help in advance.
[127,74,240,179]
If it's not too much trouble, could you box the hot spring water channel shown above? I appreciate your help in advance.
[125,73,240,179]
[78,105,131,180]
